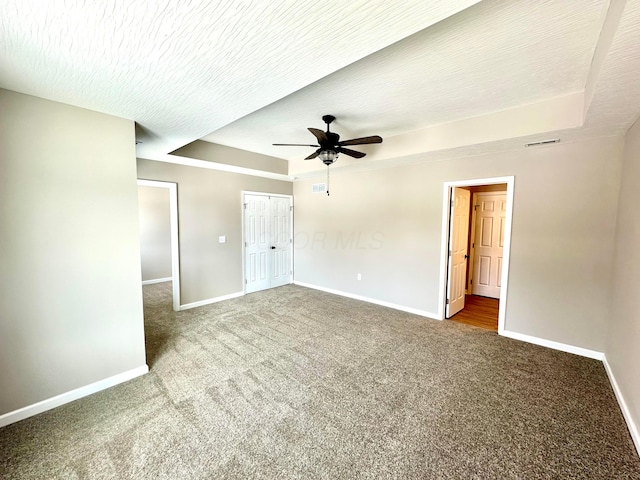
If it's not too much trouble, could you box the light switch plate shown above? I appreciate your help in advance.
[219,235,226,243]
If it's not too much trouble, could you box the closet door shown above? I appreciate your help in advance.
[244,194,292,293]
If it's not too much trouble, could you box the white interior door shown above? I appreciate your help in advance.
[245,195,270,293]
[472,192,506,299]
[270,196,292,288]
[446,187,471,318]
[244,194,292,294]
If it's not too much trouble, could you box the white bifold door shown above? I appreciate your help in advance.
[244,193,293,294]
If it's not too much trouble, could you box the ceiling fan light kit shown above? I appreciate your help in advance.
[273,115,383,196]
[318,149,338,164]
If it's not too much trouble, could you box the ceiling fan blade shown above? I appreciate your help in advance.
[273,143,319,147]
[305,150,321,160]
[308,128,328,143]
[337,135,383,146]
[337,147,366,159]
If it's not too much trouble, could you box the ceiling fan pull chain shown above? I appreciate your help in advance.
[327,165,330,196]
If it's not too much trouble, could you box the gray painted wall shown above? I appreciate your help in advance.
[138,185,172,282]
[2,86,634,440]
[607,118,640,444]
[136,159,293,305]
[293,136,623,353]
[0,89,146,415]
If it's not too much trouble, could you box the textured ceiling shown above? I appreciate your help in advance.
[203,0,607,156]
[0,0,481,158]
[2,0,639,178]
[582,0,640,133]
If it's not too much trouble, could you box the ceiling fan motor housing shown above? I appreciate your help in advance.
[323,132,340,148]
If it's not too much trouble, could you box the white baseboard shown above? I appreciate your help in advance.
[142,277,172,285]
[294,281,440,320]
[501,329,604,360]
[180,291,244,310]
[0,365,149,428]
[603,356,640,456]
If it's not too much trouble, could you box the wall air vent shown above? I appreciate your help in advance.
[524,138,560,147]
[312,183,327,193]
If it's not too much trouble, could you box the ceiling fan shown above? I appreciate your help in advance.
[273,115,383,196]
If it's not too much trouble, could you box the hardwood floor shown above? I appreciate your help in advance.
[449,294,499,331]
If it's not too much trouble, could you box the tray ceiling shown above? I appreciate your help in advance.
[2,0,639,177]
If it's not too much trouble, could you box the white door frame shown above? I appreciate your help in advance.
[241,191,294,293]
[438,176,514,333]
[137,179,181,311]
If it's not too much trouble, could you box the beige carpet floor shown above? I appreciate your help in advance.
[1,282,638,479]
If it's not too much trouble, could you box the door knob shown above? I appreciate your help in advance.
[271,246,276,249]
[464,254,468,259]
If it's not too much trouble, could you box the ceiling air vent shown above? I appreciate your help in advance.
[312,183,326,193]
[524,138,560,147]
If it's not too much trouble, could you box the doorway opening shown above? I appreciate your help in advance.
[439,177,514,333]
[242,192,293,294]
[137,179,180,311]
